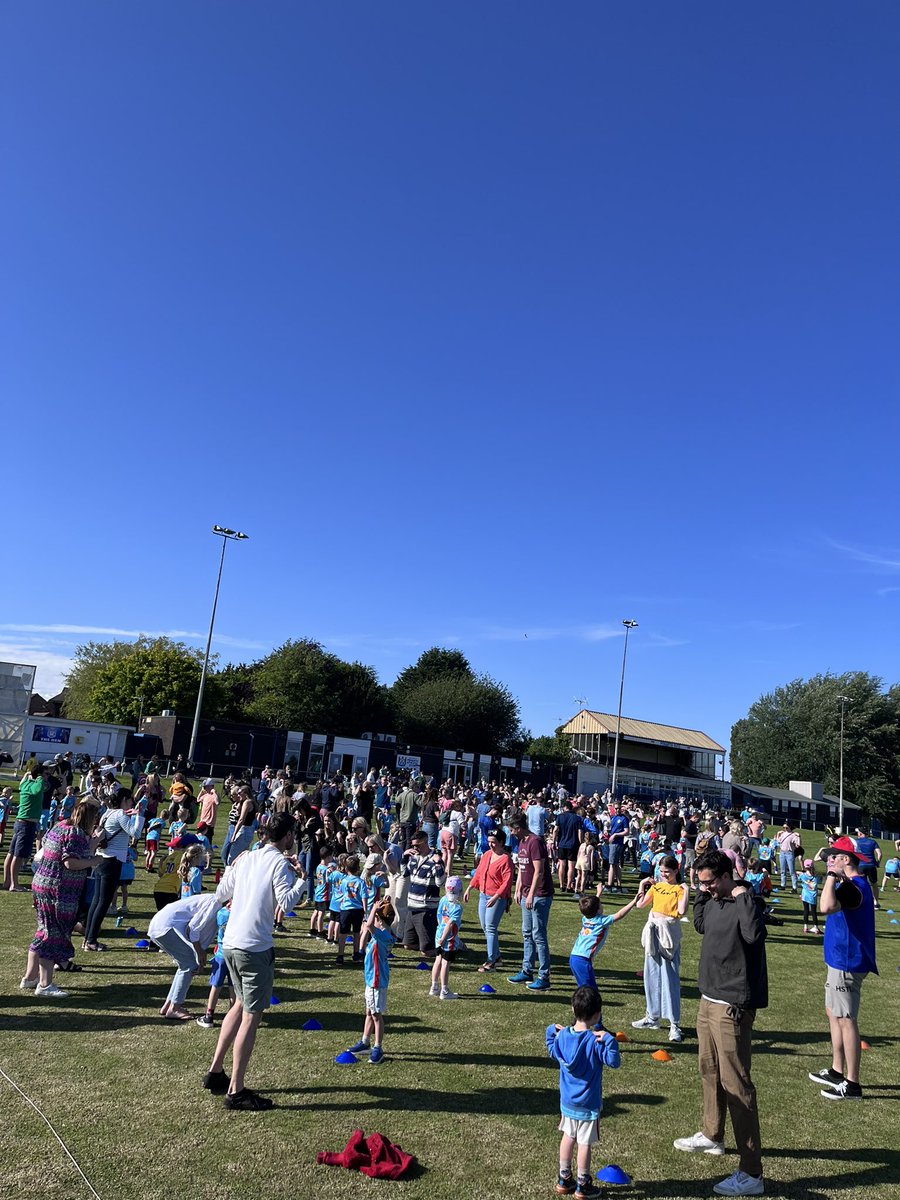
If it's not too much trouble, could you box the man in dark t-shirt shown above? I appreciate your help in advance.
[507,814,554,990]
[555,802,582,892]
[657,803,684,850]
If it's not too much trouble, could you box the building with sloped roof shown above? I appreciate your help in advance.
[559,708,729,806]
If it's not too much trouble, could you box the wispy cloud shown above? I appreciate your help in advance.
[828,540,900,571]
[876,586,900,597]
[0,623,265,652]
[479,623,624,643]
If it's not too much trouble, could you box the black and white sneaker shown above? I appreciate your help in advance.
[808,1067,843,1089]
[821,1079,863,1101]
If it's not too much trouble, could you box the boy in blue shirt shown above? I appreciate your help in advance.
[197,903,232,1029]
[569,890,641,989]
[547,984,621,1200]
[347,897,396,1066]
[798,859,821,935]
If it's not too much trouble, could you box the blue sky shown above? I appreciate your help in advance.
[3,3,899,759]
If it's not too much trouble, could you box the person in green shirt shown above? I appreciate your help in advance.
[3,765,45,891]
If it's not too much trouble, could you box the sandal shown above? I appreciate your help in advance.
[165,1008,193,1022]
[478,962,494,972]
[56,960,83,973]
[82,943,107,952]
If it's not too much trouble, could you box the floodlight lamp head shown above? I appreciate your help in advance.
[622,619,639,629]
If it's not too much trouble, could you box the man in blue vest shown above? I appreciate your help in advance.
[808,836,877,1101]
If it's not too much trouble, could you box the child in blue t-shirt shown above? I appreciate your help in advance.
[326,856,347,947]
[337,857,367,965]
[309,846,335,940]
[346,897,396,1065]
[179,844,205,898]
[429,876,464,1001]
[798,859,820,934]
[0,787,11,846]
[145,816,165,871]
[569,889,641,990]
[116,843,139,913]
[547,983,620,1199]
[197,903,232,1029]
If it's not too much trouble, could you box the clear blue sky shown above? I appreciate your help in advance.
[4,3,899,760]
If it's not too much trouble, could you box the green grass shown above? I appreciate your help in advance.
[0,823,898,1200]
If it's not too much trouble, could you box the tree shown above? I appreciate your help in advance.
[525,731,573,765]
[214,662,260,722]
[66,637,214,725]
[247,640,389,735]
[394,672,520,753]
[392,648,472,700]
[730,672,900,826]
[63,640,137,719]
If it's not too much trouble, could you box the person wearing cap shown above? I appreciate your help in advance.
[429,875,464,1000]
[807,836,877,1102]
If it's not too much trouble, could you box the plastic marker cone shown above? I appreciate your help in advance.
[597,1164,632,1185]
[135,939,150,949]
[651,1049,673,1062]
[887,910,895,914]
[479,983,496,994]
[891,919,898,925]
[615,1031,629,1043]
[335,1051,358,1065]
[860,1039,871,1050]
[286,912,297,918]
[126,927,138,935]
[270,995,281,1005]
[416,960,430,970]
[346,935,354,944]
[635,969,644,978]
[302,1018,323,1031]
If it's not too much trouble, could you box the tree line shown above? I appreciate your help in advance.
[62,638,563,757]
[730,671,900,825]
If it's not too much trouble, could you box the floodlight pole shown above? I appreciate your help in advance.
[609,619,638,802]
[187,526,248,767]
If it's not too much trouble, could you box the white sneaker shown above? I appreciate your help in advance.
[19,977,38,990]
[673,1132,725,1156]
[669,1024,683,1043]
[713,1170,764,1195]
[631,1015,660,1030]
[428,983,440,997]
[440,989,460,1000]
[35,983,68,998]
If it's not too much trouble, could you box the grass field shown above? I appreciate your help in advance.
[0,818,898,1200]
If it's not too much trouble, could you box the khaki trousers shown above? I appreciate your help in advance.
[697,997,763,1178]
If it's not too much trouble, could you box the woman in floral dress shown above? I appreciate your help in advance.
[20,801,100,998]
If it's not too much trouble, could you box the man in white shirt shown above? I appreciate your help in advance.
[202,811,305,1110]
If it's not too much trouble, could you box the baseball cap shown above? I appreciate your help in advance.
[203,778,215,788]
[829,836,859,857]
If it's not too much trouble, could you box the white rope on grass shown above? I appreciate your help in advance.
[0,1063,102,1200]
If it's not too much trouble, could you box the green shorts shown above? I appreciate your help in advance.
[222,946,276,1015]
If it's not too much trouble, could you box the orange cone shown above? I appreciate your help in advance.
[615,1031,630,1043]
[860,1040,871,1050]
[651,1049,673,1062]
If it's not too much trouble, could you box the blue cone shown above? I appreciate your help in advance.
[302,1018,323,1031]
[887,910,894,914]
[416,960,430,970]
[479,983,496,994]
[126,926,138,935]
[213,845,219,849]
[270,995,281,1005]
[335,1051,358,1065]
[346,935,354,944]
[891,919,898,925]
[770,898,780,904]
[286,912,297,918]
[597,1164,632,1185]
[135,939,150,949]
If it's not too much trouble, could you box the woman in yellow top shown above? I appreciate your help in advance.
[631,855,690,1043]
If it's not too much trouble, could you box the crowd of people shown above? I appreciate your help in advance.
[2,755,887,1198]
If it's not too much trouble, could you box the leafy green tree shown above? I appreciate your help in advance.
[525,731,573,765]
[394,672,520,752]
[66,637,214,725]
[247,640,389,735]
[214,662,260,721]
[730,672,900,825]
[392,648,472,699]
[63,640,136,719]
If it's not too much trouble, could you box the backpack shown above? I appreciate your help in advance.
[695,832,713,857]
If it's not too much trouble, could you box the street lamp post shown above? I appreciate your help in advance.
[838,694,853,833]
[187,526,249,768]
[609,619,638,802]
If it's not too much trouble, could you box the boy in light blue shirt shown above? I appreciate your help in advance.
[798,858,820,934]
[569,890,641,989]
[346,898,396,1066]
[429,876,464,1000]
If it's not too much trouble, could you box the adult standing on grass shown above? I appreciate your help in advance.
[775,822,800,892]
[400,829,446,959]
[20,800,102,998]
[3,763,45,891]
[674,849,767,1198]
[203,810,305,1110]
[555,800,582,893]
[464,826,513,972]
[808,835,877,1102]
[82,788,145,951]
[606,801,629,892]
[224,785,258,866]
[508,812,555,991]
[850,826,882,909]
[196,779,219,839]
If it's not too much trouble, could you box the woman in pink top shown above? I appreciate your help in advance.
[197,780,220,838]
[464,827,513,971]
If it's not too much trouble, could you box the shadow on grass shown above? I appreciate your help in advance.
[271,1083,667,1118]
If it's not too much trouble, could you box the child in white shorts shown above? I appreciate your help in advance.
[345,898,395,1066]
